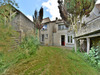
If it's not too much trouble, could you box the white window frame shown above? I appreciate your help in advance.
[68,35,73,44]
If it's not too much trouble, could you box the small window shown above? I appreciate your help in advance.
[42,25,47,30]
[68,35,73,43]
[45,34,48,38]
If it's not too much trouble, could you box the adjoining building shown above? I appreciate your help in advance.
[0,4,34,39]
[74,1,100,54]
[40,17,74,48]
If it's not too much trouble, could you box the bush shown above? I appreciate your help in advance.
[84,47,100,67]
[20,36,40,55]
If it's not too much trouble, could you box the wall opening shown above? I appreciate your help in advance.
[61,35,65,46]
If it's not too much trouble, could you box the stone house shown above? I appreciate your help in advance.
[40,17,74,48]
[11,9,34,38]
[0,4,34,40]
[74,1,100,54]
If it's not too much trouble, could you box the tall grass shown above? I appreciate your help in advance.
[0,23,39,74]
[20,36,40,55]
[0,23,18,52]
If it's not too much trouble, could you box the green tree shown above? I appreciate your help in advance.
[0,0,18,24]
[58,0,95,31]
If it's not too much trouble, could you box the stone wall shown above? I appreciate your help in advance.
[76,16,100,37]
[11,13,34,38]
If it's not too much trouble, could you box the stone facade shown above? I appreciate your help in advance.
[0,4,34,38]
[0,4,34,46]
[11,12,34,38]
[40,18,74,48]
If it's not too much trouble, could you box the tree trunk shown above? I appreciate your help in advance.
[39,29,41,43]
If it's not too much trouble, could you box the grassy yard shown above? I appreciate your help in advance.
[3,46,100,75]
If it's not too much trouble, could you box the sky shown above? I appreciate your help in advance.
[16,0,61,21]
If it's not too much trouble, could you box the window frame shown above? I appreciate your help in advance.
[68,35,73,44]
[58,24,67,30]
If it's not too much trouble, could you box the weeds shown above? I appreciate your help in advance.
[0,23,39,74]
[20,36,40,55]
[84,47,100,67]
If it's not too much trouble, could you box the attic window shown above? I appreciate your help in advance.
[42,25,47,30]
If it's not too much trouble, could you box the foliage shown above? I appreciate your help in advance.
[0,0,18,7]
[0,36,40,74]
[20,36,40,55]
[58,0,95,31]
[0,20,39,74]
[0,0,18,25]
[0,24,18,74]
[33,7,44,41]
[65,0,95,17]
[0,23,18,51]
[84,47,100,67]
[58,0,95,20]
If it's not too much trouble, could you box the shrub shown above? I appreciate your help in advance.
[84,47,100,67]
[20,36,40,55]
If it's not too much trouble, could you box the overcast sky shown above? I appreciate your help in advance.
[16,0,61,21]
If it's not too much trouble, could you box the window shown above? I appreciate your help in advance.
[45,34,48,38]
[58,25,67,30]
[42,25,47,30]
[68,35,73,43]
[42,34,44,42]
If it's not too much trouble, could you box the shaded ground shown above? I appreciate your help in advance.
[4,46,99,75]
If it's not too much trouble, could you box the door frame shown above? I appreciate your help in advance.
[61,35,65,46]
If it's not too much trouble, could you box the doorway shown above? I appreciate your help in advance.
[61,35,65,46]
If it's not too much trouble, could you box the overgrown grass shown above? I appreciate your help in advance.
[0,23,39,74]
[0,23,18,52]
[0,23,99,74]
[3,46,100,75]
[0,37,39,74]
